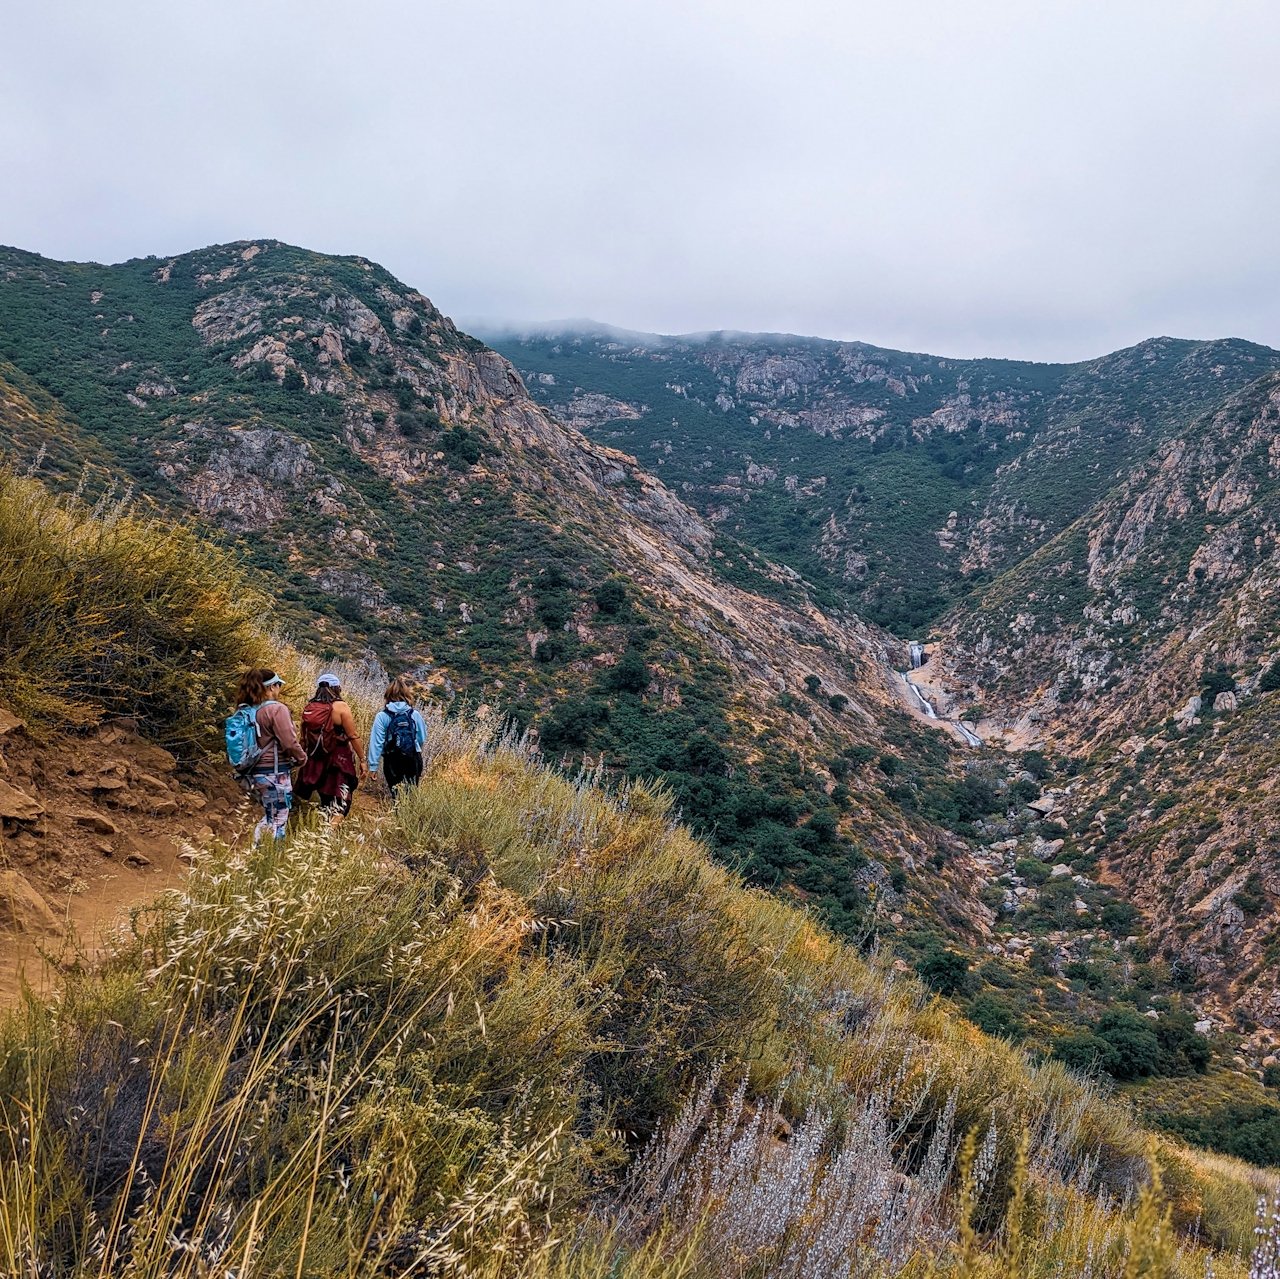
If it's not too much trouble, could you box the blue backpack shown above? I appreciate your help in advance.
[385,707,418,759]
[225,704,265,774]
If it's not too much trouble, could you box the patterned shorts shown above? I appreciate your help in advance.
[250,771,293,840]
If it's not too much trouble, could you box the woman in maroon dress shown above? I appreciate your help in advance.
[295,673,368,824]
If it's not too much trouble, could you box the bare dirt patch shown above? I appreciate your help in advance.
[0,712,251,1004]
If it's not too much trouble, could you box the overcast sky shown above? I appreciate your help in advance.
[2,1,1279,361]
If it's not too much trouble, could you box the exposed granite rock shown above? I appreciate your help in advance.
[0,870,59,936]
[160,426,314,531]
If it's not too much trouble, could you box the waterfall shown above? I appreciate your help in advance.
[901,673,937,719]
[897,641,980,746]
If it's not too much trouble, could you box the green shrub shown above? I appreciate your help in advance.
[1095,1010,1164,1079]
[442,423,481,466]
[1235,873,1267,917]
[1101,900,1140,932]
[594,576,628,614]
[1009,778,1041,804]
[1157,1103,1280,1169]
[965,992,1025,1040]
[916,948,971,996]
[1058,1008,1211,1082]
[607,651,650,694]
[953,777,1001,822]
[1022,750,1051,780]
[1053,1032,1121,1077]
[1201,666,1235,703]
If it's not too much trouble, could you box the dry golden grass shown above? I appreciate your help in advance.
[0,468,268,750]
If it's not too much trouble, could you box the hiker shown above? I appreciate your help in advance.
[226,668,306,844]
[367,677,428,794]
[295,673,367,824]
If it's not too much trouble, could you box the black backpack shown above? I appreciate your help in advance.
[385,707,418,759]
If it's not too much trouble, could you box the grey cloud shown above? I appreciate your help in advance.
[2,0,1279,359]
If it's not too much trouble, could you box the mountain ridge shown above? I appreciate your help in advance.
[7,238,1280,1152]
[0,238,1007,957]
[489,323,1280,633]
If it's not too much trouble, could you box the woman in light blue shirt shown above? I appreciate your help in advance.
[368,677,429,794]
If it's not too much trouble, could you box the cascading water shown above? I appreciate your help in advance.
[901,673,937,718]
[899,639,980,745]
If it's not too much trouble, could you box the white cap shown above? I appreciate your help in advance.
[316,672,341,687]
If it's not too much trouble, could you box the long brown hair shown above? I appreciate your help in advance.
[236,668,275,707]
[311,683,339,704]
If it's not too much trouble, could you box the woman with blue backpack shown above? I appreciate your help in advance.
[368,677,428,794]
[225,669,307,844]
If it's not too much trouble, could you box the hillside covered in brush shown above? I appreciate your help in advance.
[487,324,1280,633]
[488,319,1280,1156]
[8,240,1280,1171]
[0,241,1025,957]
[0,474,1276,1279]
[922,371,1280,1071]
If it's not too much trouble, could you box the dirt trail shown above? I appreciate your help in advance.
[0,712,252,1006]
[0,714,390,1006]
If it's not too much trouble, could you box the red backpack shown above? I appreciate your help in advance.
[301,700,340,758]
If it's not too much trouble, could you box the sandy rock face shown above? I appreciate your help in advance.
[0,870,59,936]
[0,779,44,822]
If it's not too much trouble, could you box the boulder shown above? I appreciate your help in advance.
[1213,691,1238,713]
[0,708,25,737]
[0,779,44,822]
[133,744,177,773]
[1028,795,1057,816]
[1050,864,1071,878]
[74,811,120,836]
[1174,695,1202,725]
[0,870,60,936]
[1034,837,1065,861]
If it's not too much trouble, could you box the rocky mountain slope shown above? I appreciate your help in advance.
[0,240,1016,957]
[486,320,1280,1122]
[923,369,1280,1057]
[487,324,1280,633]
[8,240,1280,1154]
